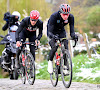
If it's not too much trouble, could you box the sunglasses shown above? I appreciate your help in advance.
[62,13,69,16]
[30,18,38,21]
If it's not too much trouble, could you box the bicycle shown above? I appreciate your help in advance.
[18,41,37,85]
[50,38,77,88]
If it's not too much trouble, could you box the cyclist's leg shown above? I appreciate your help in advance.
[59,31,69,71]
[63,39,69,68]
[30,45,35,60]
[29,35,36,61]
[48,38,58,73]
[59,30,68,65]
[28,36,36,78]
[49,38,58,61]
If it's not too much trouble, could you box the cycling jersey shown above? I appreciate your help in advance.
[16,17,43,41]
[47,11,75,38]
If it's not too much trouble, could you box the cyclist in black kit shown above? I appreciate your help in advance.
[47,4,78,74]
[15,10,43,68]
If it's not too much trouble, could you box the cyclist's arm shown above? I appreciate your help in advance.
[36,20,43,40]
[47,15,56,38]
[47,25,55,39]
[2,23,9,31]
[15,19,26,41]
[69,14,75,37]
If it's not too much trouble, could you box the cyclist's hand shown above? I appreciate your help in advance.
[35,39,40,46]
[16,41,22,47]
[72,34,78,41]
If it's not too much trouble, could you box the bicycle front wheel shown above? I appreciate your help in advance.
[25,50,35,85]
[60,49,72,88]
[19,52,26,84]
[50,55,58,87]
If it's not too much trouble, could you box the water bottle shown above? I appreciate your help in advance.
[56,53,60,65]
[22,54,25,66]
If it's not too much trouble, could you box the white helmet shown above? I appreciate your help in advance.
[12,11,21,20]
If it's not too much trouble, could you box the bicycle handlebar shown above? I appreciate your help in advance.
[19,41,38,50]
[22,42,36,45]
[56,38,77,48]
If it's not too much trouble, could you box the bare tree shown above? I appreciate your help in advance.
[7,0,9,11]
[52,0,66,12]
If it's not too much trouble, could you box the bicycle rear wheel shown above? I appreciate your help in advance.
[61,49,72,88]
[50,55,58,87]
[25,50,35,85]
[19,52,26,84]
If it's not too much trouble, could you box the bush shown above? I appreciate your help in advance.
[86,5,100,33]
[97,45,100,54]
[40,35,48,45]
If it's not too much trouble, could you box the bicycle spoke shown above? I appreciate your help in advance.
[25,52,35,85]
[19,52,26,84]
[20,66,26,84]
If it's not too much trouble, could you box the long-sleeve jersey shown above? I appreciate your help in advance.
[47,11,75,38]
[16,17,43,41]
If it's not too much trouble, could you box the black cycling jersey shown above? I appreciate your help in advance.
[16,17,43,41]
[47,11,75,38]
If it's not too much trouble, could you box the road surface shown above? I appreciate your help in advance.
[0,79,99,90]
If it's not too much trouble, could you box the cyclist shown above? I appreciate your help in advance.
[15,10,43,69]
[1,11,21,63]
[47,4,78,74]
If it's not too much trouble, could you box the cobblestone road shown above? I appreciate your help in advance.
[0,79,99,90]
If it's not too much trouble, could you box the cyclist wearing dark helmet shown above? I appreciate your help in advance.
[47,4,78,74]
[15,10,43,68]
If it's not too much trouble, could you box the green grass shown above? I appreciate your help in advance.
[36,60,50,80]
[36,54,100,84]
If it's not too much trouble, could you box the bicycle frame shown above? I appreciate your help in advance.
[55,38,68,66]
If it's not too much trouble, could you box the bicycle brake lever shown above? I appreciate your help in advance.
[73,39,77,48]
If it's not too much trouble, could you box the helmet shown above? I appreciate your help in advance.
[12,11,21,20]
[30,10,40,20]
[59,4,71,14]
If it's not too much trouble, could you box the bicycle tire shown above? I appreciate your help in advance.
[50,55,58,87]
[60,49,72,88]
[25,50,35,85]
[19,51,26,84]
[13,68,19,80]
